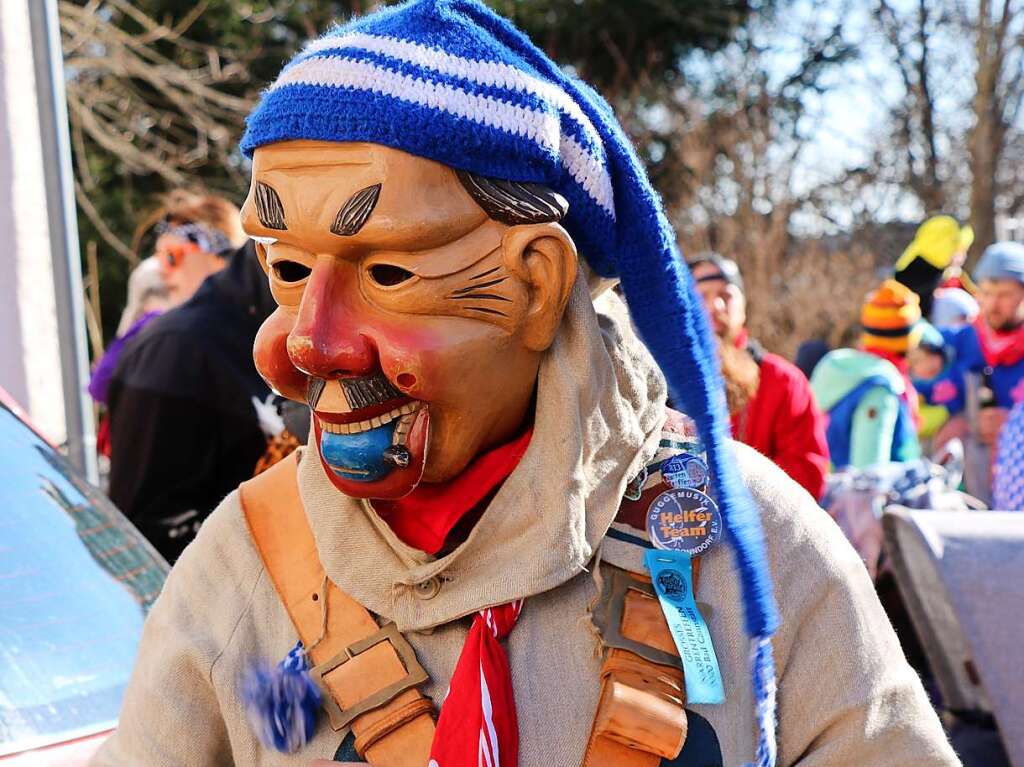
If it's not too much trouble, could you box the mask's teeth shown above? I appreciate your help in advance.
[319,401,419,435]
[391,406,419,447]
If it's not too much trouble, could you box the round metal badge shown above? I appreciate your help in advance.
[646,487,722,555]
[661,453,709,490]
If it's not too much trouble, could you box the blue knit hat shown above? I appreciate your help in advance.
[974,241,1024,285]
[243,2,780,763]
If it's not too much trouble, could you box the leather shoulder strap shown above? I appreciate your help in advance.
[582,560,700,767]
[239,453,435,765]
[241,454,332,643]
[587,418,712,766]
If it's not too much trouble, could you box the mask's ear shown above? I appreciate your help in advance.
[501,223,578,352]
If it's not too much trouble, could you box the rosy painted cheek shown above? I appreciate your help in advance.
[371,321,448,398]
[254,308,307,401]
[376,322,499,406]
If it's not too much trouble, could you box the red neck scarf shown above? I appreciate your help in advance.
[867,347,909,376]
[973,316,1024,368]
[429,600,525,767]
[376,428,532,767]
[374,427,532,554]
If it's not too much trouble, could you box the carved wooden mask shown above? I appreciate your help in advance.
[243,141,578,499]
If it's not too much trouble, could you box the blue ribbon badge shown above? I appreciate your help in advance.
[644,549,725,705]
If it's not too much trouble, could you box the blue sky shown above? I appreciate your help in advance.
[750,0,976,229]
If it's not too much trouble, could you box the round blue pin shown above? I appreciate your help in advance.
[654,567,690,601]
[646,487,722,555]
[661,453,709,490]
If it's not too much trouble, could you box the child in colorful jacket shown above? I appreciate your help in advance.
[812,281,923,469]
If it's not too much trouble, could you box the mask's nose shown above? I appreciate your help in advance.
[286,256,378,379]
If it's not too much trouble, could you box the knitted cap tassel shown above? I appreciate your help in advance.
[616,205,781,767]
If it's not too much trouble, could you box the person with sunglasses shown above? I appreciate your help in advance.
[148,190,243,305]
[105,190,279,562]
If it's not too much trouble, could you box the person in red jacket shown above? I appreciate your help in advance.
[689,254,830,499]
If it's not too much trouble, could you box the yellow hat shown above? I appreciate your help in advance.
[861,279,923,354]
[958,224,975,253]
[895,215,971,272]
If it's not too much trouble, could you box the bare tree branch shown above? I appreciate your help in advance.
[74,179,139,263]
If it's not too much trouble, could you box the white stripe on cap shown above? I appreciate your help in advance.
[285,32,615,216]
[296,33,601,150]
[273,56,560,154]
[561,133,612,215]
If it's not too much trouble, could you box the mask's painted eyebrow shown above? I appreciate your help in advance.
[254,181,287,230]
[331,184,381,237]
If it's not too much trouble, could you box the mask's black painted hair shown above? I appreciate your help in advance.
[457,171,568,226]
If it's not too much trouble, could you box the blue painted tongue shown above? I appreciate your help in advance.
[320,419,398,482]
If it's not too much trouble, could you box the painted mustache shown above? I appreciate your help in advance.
[306,371,403,411]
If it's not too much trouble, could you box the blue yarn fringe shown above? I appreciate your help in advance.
[748,636,778,767]
[241,641,321,753]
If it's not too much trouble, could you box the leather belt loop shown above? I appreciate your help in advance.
[354,698,436,757]
[582,558,701,767]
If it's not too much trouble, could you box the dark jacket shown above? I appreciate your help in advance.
[107,242,275,561]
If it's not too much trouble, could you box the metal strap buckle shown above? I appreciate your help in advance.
[310,623,429,732]
[592,567,682,670]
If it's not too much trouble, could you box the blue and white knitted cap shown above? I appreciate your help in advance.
[242,1,780,763]
[930,288,978,328]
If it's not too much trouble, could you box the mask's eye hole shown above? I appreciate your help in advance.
[368,263,414,286]
[272,260,311,283]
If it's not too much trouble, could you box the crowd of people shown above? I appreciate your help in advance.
[686,214,1024,520]
[92,202,1024,567]
[89,189,305,562]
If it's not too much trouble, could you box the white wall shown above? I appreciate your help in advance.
[0,0,68,444]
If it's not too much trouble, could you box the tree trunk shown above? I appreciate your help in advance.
[967,0,1009,262]
[916,0,945,212]
[969,123,998,261]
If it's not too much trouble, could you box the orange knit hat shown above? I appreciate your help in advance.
[861,279,923,354]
